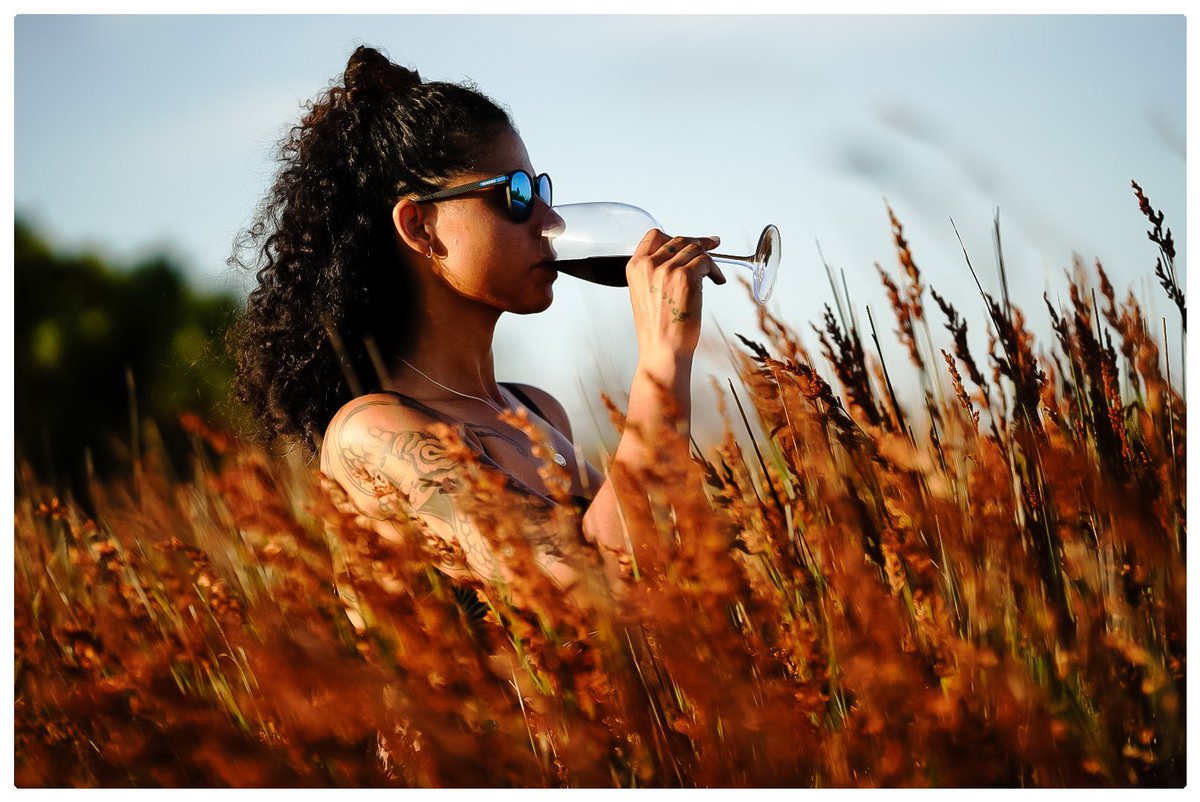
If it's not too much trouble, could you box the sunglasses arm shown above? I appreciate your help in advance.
[415,174,508,203]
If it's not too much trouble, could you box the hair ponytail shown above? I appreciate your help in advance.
[230,45,512,450]
[344,45,421,103]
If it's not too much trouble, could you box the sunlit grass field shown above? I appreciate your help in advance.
[14,187,1185,787]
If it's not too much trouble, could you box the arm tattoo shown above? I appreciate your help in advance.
[333,402,572,576]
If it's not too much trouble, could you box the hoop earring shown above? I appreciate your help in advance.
[426,246,434,260]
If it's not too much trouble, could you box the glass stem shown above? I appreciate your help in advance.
[710,255,756,273]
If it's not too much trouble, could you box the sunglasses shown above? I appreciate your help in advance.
[414,169,552,223]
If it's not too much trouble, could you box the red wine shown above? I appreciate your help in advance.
[552,256,630,287]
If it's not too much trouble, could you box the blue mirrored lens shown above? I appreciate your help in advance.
[536,174,552,207]
[509,171,533,215]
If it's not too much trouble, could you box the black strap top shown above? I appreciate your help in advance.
[377,382,592,514]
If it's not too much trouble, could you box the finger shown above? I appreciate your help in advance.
[678,236,724,283]
[666,240,707,266]
[660,236,723,266]
[634,228,670,257]
[680,250,719,281]
[653,236,691,261]
[668,235,720,252]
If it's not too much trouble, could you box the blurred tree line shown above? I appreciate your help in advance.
[14,218,246,495]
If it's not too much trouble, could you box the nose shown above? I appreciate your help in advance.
[539,202,566,238]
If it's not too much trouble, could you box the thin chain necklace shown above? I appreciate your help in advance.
[399,357,507,415]
[398,357,568,467]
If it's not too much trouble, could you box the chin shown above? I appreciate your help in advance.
[522,288,554,314]
[501,271,555,315]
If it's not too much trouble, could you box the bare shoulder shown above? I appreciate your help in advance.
[504,383,573,439]
[319,393,489,579]
[325,392,428,440]
[320,393,466,516]
[321,393,431,473]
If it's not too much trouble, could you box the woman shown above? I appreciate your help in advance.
[233,46,725,604]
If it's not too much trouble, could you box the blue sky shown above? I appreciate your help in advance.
[12,12,1188,444]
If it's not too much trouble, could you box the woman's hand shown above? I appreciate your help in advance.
[626,229,727,361]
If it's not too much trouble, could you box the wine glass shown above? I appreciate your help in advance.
[542,202,782,304]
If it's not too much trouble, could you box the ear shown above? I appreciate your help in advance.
[392,198,435,257]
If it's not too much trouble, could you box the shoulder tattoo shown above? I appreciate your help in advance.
[332,399,572,570]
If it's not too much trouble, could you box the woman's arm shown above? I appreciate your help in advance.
[580,229,723,585]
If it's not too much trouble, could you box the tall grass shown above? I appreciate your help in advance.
[14,190,1185,787]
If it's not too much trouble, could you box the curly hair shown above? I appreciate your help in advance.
[229,46,512,451]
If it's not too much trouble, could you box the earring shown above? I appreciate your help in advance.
[426,246,434,259]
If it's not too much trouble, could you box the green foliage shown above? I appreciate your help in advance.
[14,218,243,489]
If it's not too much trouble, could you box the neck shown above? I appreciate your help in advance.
[387,279,504,401]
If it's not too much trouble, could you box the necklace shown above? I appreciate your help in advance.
[399,357,507,415]
[398,357,568,467]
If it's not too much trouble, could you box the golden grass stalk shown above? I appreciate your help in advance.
[15,201,1185,787]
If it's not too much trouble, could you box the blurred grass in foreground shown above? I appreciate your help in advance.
[14,186,1185,787]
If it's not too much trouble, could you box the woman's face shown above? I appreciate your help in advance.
[424,127,564,315]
